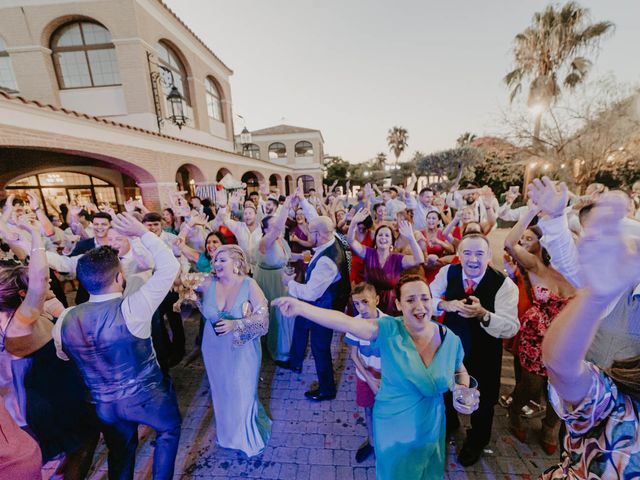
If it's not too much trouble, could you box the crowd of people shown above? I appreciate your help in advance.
[1,174,640,479]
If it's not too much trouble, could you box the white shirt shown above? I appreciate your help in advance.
[429,264,520,339]
[287,238,340,302]
[537,213,640,316]
[222,216,262,268]
[52,232,180,360]
[404,194,439,230]
[446,194,498,223]
[497,203,528,222]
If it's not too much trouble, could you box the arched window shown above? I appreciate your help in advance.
[242,143,260,160]
[156,41,190,106]
[51,21,120,89]
[295,141,314,157]
[0,37,18,92]
[205,77,223,121]
[269,142,287,160]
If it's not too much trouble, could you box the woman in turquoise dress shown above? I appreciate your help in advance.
[274,273,477,479]
[253,197,295,361]
[198,245,271,457]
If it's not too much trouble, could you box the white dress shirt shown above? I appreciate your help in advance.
[222,216,262,268]
[429,264,520,339]
[287,238,341,302]
[52,232,180,360]
[497,203,528,222]
[404,194,439,230]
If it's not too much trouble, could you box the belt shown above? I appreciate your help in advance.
[258,264,282,271]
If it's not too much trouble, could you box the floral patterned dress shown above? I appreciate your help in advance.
[542,363,640,479]
[363,247,404,316]
[517,285,571,376]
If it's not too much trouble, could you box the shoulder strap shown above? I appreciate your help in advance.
[438,323,446,342]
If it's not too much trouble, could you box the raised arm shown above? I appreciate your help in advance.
[503,204,541,271]
[259,196,292,254]
[443,210,461,244]
[176,214,207,263]
[273,297,379,341]
[398,220,425,268]
[346,208,370,259]
[542,192,640,405]
[14,216,49,327]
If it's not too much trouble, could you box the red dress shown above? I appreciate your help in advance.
[363,246,404,316]
[0,397,41,479]
[517,285,571,376]
[350,230,373,284]
[421,228,448,284]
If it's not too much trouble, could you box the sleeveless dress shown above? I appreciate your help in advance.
[371,316,465,479]
[363,247,404,316]
[253,239,295,361]
[201,277,271,457]
[517,285,571,377]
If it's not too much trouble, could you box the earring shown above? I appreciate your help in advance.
[233,266,240,275]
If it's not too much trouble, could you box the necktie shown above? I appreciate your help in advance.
[464,279,475,295]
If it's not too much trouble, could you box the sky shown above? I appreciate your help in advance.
[165,0,640,164]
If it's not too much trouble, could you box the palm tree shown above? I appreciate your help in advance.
[373,152,388,171]
[387,126,409,166]
[456,132,477,147]
[504,1,613,191]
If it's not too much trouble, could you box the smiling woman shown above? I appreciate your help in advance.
[273,274,471,480]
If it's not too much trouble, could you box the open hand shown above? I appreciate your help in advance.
[397,220,414,239]
[528,176,568,218]
[352,207,370,224]
[112,212,149,238]
[272,296,305,317]
[578,191,640,300]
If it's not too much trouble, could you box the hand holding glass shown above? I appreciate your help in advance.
[283,263,296,276]
[452,373,479,414]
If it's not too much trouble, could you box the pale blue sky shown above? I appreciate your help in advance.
[165,1,640,163]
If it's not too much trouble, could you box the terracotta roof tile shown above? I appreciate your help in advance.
[0,91,254,160]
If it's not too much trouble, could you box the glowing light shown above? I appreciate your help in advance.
[543,163,550,171]
[581,160,586,165]
[560,163,566,169]
[529,161,538,169]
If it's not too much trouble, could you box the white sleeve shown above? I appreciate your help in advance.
[404,194,418,210]
[51,307,74,360]
[537,215,582,288]
[430,265,450,315]
[300,198,319,221]
[482,277,519,338]
[129,237,154,271]
[287,257,339,302]
[122,232,180,339]
[46,251,79,274]
[497,204,526,222]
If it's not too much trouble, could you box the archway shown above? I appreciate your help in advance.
[176,163,206,197]
[297,174,315,194]
[241,170,265,195]
[216,167,231,182]
[285,175,293,196]
[269,173,283,195]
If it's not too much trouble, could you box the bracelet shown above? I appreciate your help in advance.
[31,247,46,252]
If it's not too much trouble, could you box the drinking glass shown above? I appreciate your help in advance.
[452,373,479,414]
[302,251,312,263]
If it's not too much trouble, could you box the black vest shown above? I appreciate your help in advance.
[443,264,505,366]
[305,239,351,312]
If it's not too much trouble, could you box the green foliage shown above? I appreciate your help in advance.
[416,147,482,185]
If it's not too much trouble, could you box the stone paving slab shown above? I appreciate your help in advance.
[43,311,556,479]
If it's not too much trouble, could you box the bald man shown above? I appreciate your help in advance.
[282,216,351,401]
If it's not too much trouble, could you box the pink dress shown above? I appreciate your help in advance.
[363,247,404,316]
[517,285,571,376]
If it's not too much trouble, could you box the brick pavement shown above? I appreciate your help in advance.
[45,313,557,480]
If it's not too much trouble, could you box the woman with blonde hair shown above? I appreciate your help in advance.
[197,244,272,457]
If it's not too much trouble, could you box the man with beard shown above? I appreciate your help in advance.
[429,234,519,466]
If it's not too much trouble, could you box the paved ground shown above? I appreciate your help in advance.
[44,229,558,479]
[45,314,555,480]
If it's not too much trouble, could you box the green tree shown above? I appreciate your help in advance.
[456,132,477,147]
[323,156,350,187]
[387,126,409,166]
[416,147,482,187]
[504,2,613,151]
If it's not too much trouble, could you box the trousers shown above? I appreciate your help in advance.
[289,316,336,395]
[96,382,182,480]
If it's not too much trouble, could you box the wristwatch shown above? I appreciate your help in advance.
[481,311,491,327]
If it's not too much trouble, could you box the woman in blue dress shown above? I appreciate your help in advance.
[274,273,478,479]
[198,244,271,457]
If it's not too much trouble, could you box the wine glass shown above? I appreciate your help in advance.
[452,373,479,414]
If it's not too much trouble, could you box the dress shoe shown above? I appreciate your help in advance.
[274,360,302,374]
[508,424,527,443]
[304,389,336,401]
[457,443,483,467]
[355,439,374,463]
